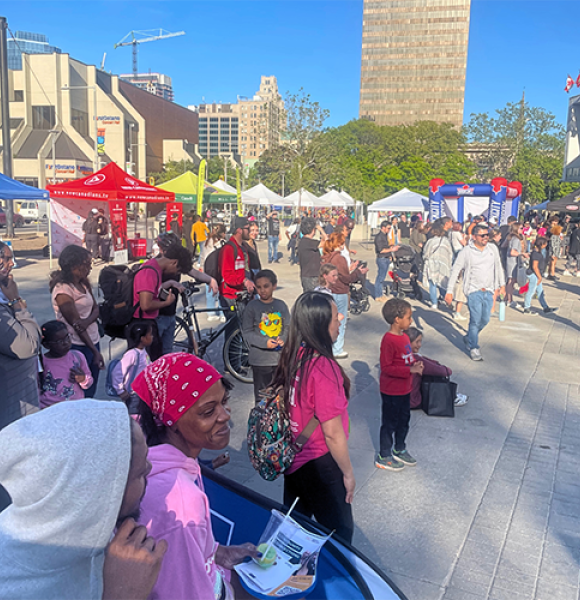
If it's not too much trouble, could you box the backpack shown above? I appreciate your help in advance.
[204,240,236,285]
[247,386,319,481]
[99,264,159,335]
[105,351,141,398]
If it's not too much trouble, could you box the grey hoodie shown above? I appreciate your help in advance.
[0,400,132,600]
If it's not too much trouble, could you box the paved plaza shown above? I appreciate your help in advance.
[12,229,580,600]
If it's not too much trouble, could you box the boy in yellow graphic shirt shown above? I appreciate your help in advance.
[241,269,290,403]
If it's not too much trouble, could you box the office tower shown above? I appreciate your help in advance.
[359,0,471,127]
[7,30,61,70]
[119,73,174,102]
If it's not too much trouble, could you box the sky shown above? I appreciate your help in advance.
[3,1,578,129]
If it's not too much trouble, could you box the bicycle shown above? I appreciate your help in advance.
[173,281,253,384]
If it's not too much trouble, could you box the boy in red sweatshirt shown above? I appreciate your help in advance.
[376,298,423,471]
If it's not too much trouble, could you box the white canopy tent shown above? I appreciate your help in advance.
[285,188,330,207]
[367,188,428,229]
[340,190,357,203]
[211,179,237,194]
[318,189,354,207]
[243,182,292,206]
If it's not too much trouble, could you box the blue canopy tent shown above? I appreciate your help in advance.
[0,172,49,201]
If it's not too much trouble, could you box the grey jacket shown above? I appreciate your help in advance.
[447,241,506,297]
[0,302,41,430]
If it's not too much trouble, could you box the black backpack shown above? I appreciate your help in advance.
[99,264,158,337]
[203,240,235,285]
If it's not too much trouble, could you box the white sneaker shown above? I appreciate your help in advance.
[563,270,572,276]
[453,312,467,321]
[454,393,469,407]
[430,303,438,309]
[509,301,520,309]
[470,348,483,361]
[334,351,349,359]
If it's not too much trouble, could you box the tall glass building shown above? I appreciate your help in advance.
[7,31,61,71]
[359,0,471,127]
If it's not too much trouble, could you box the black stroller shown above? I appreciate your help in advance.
[390,245,423,300]
[349,281,371,315]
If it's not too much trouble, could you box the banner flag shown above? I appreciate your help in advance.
[236,168,243,216]
[197,160,206,215]
[109,200,128,251]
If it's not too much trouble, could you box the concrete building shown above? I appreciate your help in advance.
[190,76,283,169]
[564,93,580,182]
[359,0,471,128]
[7,30,61,71]
[119,72,174,102]
[0,52,198,188]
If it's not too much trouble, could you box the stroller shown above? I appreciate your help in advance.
[349,281,371,315]
[389,245,423,300]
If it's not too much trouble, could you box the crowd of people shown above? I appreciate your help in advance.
[0,203,574,599]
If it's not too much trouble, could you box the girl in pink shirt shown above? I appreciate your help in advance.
[39,320,93,408]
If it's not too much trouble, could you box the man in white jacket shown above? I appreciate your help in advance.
[0,400,167,599]
[445,224,505,361]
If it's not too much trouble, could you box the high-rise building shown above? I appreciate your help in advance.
[7,30,61,70]
[359,0,471,128]
[190,76,283,166]
[119,73,174,102]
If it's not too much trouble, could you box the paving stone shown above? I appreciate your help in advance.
[535,579,579,600]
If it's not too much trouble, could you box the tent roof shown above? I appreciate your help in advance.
[158,171,235,197]
[284,189,329,207]
[544,187,580,212]
[318,189,354,207]
[340,190,357,203]
[243,182,286,206]
[211,179,238,195]
[47,162,174,203]
[368,188,428,212]
[0,172,48,201]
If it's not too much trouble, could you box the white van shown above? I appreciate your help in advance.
[18,201,48,223]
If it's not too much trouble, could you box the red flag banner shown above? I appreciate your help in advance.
[109,200,128,251]
[565,75,574,92]
[576,73,580,88]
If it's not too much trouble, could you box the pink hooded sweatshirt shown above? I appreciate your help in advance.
[138,444,229,600]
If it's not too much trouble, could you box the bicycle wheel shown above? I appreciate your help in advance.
[223,327,253,384]
[173,316,196,354]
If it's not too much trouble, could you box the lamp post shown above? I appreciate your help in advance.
[48,129,59,269]
[61,85,99,174]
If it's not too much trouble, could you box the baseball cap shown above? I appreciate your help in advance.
[91,208,98,214]
[231,216,249,233]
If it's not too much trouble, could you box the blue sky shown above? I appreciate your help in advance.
[3,1,577,129]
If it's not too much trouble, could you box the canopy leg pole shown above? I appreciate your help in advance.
[48,200,53,270]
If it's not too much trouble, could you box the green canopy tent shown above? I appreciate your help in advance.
[157,171,236,205]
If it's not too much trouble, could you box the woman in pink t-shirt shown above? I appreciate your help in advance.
[270,291,355,543]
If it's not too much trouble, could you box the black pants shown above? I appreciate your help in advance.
[98,236,110,261]
[379,392,411,456]
[85,233,99,259]
[252,365,276,404]
[284,452,354,544]
[301,276,319,292]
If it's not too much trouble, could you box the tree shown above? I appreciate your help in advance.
[463,99,568,203]
[148,160,196,185]
[206,156,236,184]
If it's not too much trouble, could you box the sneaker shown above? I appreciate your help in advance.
[509,301,520,309]
[463,335,470,351]
[376,295,388,303]
[453,312,467,321]
[219,315,227,323]
[563,270,572,276]
[334,351,349,359]
[454,393,469,407]
[523,308,537,315]
[543,307,558,314]
[430,302,438,309]
[576,272,580,278]
[392,449,417,466]
[375,454,405,471]
[207,315,220,322]
[470,348,483,361]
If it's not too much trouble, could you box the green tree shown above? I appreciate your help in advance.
[148,160,196,185]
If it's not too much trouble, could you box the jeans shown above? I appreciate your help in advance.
[524,274,549,310]
[466,290,494,350]
[268,236,279,262]
[379,392,411,456]
[71,342,101,398]
[156,314,176,356]
[284,452,354,544]
[428,280,441,306]
[196,240,205,261]
[331,293,349,355]
[375,256,391,298]
[206,283,219,317]
[566,254,580,272]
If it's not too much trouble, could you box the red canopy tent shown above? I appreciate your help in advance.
[47,163,176,259]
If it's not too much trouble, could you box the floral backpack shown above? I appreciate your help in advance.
[247,386,319,481]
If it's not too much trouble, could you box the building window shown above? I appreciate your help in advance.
[14,90,24,102]
[71,108,89,137]
[32,106,55,130]
[210,117,218,122]
[10,118,23,129]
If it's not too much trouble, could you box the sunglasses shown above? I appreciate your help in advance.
[476,233,490,238]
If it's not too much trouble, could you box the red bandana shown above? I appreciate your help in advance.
[132,353,222,426]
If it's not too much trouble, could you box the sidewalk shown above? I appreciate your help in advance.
[12,235,580,600]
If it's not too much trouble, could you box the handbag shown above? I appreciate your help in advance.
[421,375,456,417]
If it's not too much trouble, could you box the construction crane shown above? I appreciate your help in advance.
[114,29,185,76]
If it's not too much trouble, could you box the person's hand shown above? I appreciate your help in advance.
[392,245,400,252]
[163,280,184,293]
[266,339,278,349]
[276,337,284,348]
[444,293,453,306]
[350,249,358,255]
[359,267,369,275]
[343,472,356,504]
[93,351,105,370]
[410,362,424,375]
[209,277,219,296]
[351,260,360,269]
[103,518,167,600]
[162,291,175,307]
[69,366,86,384]
[0,274,19,301]
[215,543,260,570]
[244,279,255,293]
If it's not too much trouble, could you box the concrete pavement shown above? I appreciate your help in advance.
[10,231,580,600]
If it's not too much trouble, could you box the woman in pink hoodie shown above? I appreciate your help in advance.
[132,353,259,600]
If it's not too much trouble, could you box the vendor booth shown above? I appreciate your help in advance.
[542,187,580,213]
[47,162,174,260]
[0,172,49,204]
[284,189,329,208]
[429,178,522,225]
[158,171,236,206]
[243,183,289,207]
[318,190,354,207]
[367,188,428,229]
[212,179,238,194]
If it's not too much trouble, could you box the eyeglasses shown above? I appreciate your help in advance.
[476,233,490,238]
[48,333,71,346]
